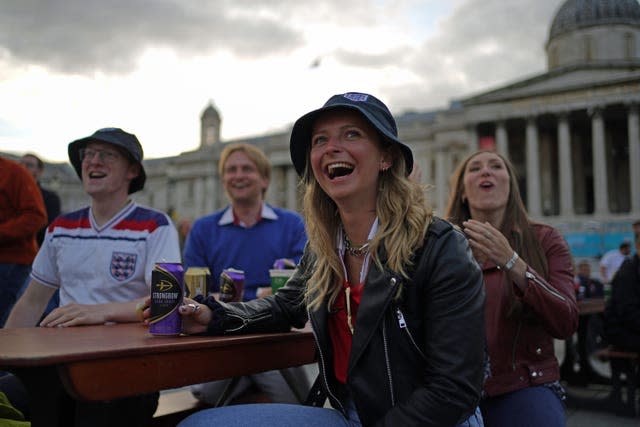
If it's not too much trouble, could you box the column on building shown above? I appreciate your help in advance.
[205,174,216,216]
[469,125,479,150]
[526,116,542,217]
[269,167,285,208]
[286,167,299,211]
[591,107,609,216]
[435,150,448,216]
[495,121,508,157]
[557,113,574,216]
[628,104,640,214]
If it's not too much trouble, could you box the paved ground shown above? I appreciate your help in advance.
[567,407,638,427]
[565,383,638,426]
[556,337,639,426]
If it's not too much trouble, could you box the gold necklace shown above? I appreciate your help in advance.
[344,233,370,257]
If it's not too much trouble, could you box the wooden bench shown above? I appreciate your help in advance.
[593,346,640,417]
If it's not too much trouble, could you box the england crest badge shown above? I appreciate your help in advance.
[110,252,137,281]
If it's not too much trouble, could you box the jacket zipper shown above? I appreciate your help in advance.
[382,318,396,406]
[511,321,522,371]
[524,271,566,302]
[396,308,427,362]
[308,308,346,415]
[224,312,271,333]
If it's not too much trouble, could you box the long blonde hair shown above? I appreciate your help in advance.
[302,144,432,311]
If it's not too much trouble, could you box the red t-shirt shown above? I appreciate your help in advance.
[328,279,364,383]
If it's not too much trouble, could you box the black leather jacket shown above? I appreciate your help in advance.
[200,218,485,426]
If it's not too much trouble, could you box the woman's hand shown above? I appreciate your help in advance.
[177,297,212,334]
[462,219,514,267]
[142,296,212,334]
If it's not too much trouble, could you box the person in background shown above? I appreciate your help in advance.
[599,241,631,284]
[632,220,640,239]
[445,150,578,427]
[20,153,62,247]
[171,92,485,426]
[0,156,46,327]
[183,142,309,407]
[4,127,181,427]
[575,260,604,300]
[604,233,640,353]
[20,152,63,318]
[177,218,193,252]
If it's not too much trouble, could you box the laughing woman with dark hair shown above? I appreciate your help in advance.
[445,150,578,427]
[170,93,486,427]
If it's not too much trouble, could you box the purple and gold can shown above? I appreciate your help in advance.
[149,262,184,336]
[219,268,245,302]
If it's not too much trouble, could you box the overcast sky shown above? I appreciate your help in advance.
[0,0,565,162]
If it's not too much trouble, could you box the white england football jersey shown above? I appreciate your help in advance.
[32,201,181,306]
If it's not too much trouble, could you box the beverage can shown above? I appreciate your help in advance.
[184,267,211,298]
[149,262,184,335]
[219,268,245,302]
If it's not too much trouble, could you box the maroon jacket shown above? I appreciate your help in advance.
[482,223,578,397]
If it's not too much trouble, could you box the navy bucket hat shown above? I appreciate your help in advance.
[68,127,146,194]
[289,92,413,177]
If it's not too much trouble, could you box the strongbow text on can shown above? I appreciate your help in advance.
[184,267,211,298]
[149,263,184,335]
[219,268,245,302]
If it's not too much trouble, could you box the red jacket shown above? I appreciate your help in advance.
[0,157,47,265]
[482,223,578,397]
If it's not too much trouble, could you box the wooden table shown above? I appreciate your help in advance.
[0,323,316,426]
[577,297,605,315]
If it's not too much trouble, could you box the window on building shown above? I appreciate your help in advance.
[625,32,635,60]
[584,35,593,61]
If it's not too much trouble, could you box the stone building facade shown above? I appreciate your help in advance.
[29,0,640,258]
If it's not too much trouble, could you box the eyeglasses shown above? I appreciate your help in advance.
[79,148,121,164]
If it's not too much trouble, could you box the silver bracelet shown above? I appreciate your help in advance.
[502,251,519,271]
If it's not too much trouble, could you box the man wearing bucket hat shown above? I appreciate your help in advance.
[174,92,485,427]
[4,127,180,426]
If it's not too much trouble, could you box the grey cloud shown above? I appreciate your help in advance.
[386,0,564,112]
[332,47,411,68]
[0,0,304,75]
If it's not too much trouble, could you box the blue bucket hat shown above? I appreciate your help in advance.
[289,92,413,177]
[68,127,146,194]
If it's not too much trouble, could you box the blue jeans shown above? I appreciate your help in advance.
[459,406,484,427]
[177,400,483,426]
[177,402,360,427]
[480,386,565,427]
[0,263,31,327]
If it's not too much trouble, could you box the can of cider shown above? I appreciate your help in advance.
[149,262,184,335]
[184,267,211,298]
[219,268,245,302]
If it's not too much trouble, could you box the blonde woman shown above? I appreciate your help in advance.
[173,93,485,426]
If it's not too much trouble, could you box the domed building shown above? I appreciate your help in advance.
[548,0,640,69]
[110,0,639,260]
[394,0,640,257]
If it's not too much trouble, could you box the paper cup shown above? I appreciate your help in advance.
[269,269,295,294]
